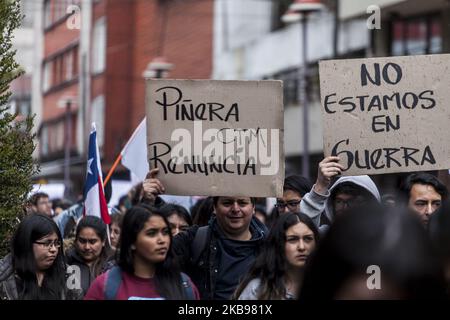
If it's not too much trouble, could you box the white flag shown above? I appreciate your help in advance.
[121,118,149,182]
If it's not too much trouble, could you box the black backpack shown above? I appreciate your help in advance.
[190,226,211,265]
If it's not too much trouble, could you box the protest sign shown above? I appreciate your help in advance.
[319,54,450,175]
[146,79,284,197]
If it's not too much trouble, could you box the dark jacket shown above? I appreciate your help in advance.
[66,248,111,299]
[172,216,267,300]
[0,255,18,300]
[0,254,81,300]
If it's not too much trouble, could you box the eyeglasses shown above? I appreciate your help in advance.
[333,197,367,210]
[275,200,301,211]
[34,240,61,249]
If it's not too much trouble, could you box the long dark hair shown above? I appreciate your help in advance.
[11,214,66,300]
[233,212,319,300]
[161,203,193,226]
[75,216,112,277]
[118,204,187,299]
[191,197,214,226]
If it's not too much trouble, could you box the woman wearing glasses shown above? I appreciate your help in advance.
[65,215,112,299]
[269,175,313,227]
[0,214,67,299]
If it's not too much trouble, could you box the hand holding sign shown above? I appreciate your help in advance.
[142,168,166,204]
[314,156,344,194]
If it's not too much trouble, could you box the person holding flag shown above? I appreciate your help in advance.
[65,124,114,299]
[54,124,116,239]
[83,123,110,225]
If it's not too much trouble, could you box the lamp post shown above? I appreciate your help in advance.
[282,0,324,180]
[142,56,174,79]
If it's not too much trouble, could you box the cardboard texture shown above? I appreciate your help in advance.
[146,79,284,197]
[319,54,450,175]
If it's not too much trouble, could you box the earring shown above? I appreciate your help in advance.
[131,244,136,250]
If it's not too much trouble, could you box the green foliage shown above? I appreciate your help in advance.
[0,0,38,257]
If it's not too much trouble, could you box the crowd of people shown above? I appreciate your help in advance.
[1,156,449,300]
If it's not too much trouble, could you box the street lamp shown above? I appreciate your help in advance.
[142,56,174,79]
[282,0,324,180]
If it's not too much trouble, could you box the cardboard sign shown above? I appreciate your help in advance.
[146,79,284,197]
[319,54,450,175]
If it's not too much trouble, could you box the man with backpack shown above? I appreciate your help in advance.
[143,169,268,300]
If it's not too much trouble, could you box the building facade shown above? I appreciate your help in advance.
[32,0,213,198]
[8,0,35,123]
[212,0,369,179]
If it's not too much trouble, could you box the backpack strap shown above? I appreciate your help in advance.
[190,226,210,265]
[104,266,122,300]
[180,272,195,300]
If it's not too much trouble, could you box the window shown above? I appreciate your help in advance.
[92,17,106,74]
[42,45,79,92]
[44,0,52,29]
[65,50,73,81]
[41,127,49,156]
[390,14,442,56]
[53,0,67,22]
[55,121,65,151]
[9,100,17,115]
[271,65,320,106]
[44,0,80,30]
[40,115,75,157]
[19,100,31,117]
[271,0,293,31]
[391,21,404,56]
[42,61,52,92]
[271,69,298,106]
[406,18,427,55]
[429,19,442,54]
[21,0,33,28]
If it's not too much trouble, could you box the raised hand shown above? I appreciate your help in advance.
[314,156,344,194]
[142,168,166,204]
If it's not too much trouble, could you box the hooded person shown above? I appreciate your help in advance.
[322,176,381,228]
[300,158,381,235]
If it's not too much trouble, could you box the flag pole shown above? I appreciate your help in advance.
[103,153,122,186]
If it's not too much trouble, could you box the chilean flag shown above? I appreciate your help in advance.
[83,123,110,224]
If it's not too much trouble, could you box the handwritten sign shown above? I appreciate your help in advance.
[146,79,284,197]
[319,54,450,175]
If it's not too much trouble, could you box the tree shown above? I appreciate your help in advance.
[0,0,38,256]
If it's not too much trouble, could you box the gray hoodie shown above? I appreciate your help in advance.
[300,175,381,234]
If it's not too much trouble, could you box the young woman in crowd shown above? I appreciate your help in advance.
[110,213,124,252]
[191,197,214,227]
[0,214,68,300]
[233,212,319,300]
[161,203,192,236]
[269,175,313,227]
[65,215,112,298]
[84,205,199,300]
